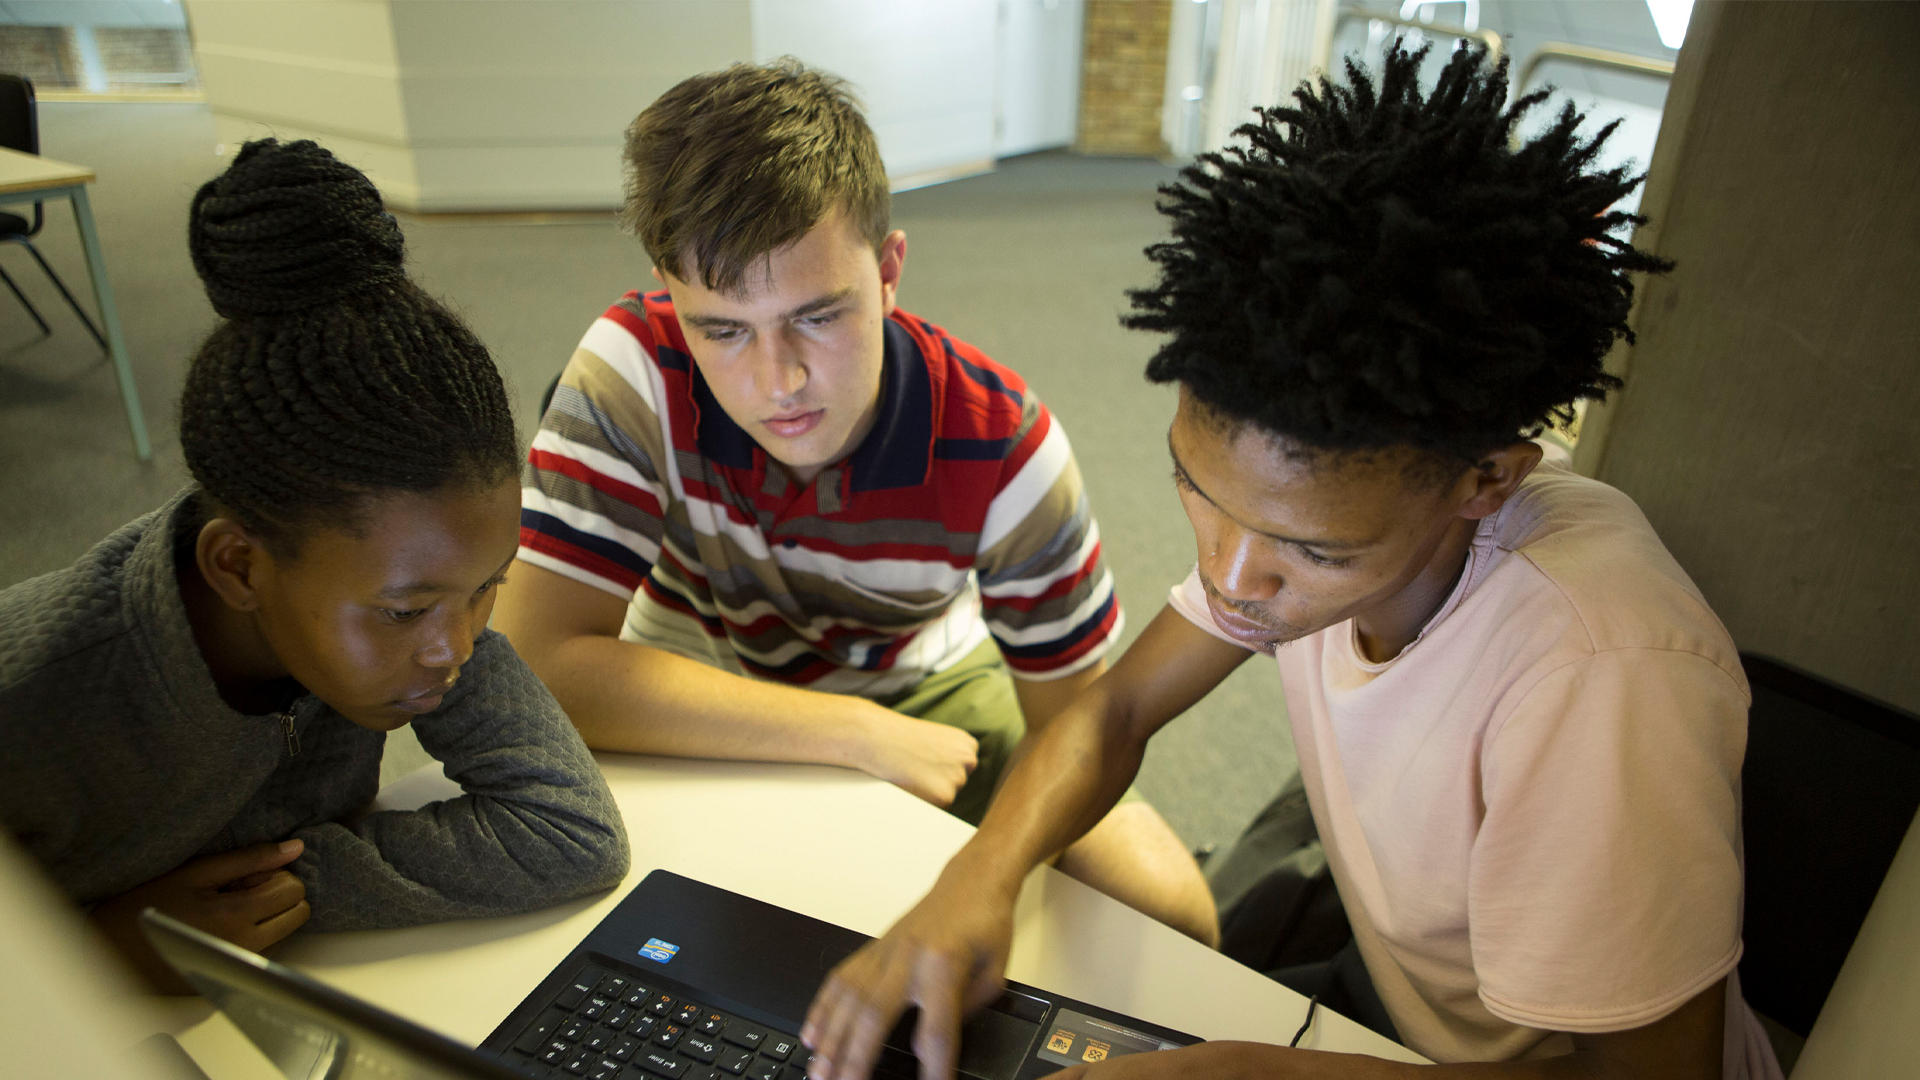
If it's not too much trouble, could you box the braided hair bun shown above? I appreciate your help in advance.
[178,138,518,552]
[190,139,406,318]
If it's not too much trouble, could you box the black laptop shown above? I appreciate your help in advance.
[143,869,1198,1080]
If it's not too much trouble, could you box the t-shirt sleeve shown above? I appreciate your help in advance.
[1470,647,1749,1032]
[517,311,674,599]
[973,402,1124,681]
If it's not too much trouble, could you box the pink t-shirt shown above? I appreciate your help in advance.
[1169,462,1782,1078]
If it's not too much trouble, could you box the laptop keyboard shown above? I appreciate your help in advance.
[498,962,815,1080]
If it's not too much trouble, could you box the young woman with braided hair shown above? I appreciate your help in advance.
[0,139,629,991]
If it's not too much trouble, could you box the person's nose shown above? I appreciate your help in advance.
[416,609,476,675]
[1201,519,1280,603]
[753,330,809,404]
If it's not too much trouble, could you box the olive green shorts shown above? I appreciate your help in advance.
[876,640,1145,826]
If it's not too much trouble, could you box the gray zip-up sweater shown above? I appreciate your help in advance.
[0,489,630,930]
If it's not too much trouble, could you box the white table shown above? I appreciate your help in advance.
[150,754,1425,1076]
[0,145,151,461]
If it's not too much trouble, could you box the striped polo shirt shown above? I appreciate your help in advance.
[517,290,1123,697]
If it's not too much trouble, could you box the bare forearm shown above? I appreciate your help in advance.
[493,565,981,808]
[535,631,881,767]
[948,680,1141,897]
[944,607,1252,901]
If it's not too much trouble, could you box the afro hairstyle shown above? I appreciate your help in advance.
[1126,41,1673,470]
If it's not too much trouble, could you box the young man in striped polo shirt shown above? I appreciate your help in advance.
[491,60,1216,944]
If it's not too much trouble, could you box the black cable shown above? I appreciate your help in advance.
[1288,994,1319,1048]
[1291,952,1341,1049]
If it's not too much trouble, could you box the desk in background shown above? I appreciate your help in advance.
[154,754,1425,1077]
[0,145,151,461]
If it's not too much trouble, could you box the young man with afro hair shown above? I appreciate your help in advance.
[801,44,1783,1080]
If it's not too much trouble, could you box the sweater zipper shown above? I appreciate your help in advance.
[278,706,300,757]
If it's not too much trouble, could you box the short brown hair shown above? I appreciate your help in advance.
[621,58,890,294]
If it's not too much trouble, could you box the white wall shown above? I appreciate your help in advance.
[188,0,421,202]
[189,0,752,211]
[190,0,1081,211]
[993,0,1083,158]
[751,0,1083,183]
[751,0,998,183]
[388,0,752,211]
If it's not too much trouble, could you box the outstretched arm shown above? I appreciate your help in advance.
[802,606,1253,1080]
[492,562,982,808]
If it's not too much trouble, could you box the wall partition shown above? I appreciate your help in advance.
[186,0,1082,213]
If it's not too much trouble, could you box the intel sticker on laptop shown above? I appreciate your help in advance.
[639,938,680,964]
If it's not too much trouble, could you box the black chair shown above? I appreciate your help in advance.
[0,73,108,350]
[1737,653,1920,1038]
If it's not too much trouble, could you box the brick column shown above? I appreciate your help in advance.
[1076,0,1172,157]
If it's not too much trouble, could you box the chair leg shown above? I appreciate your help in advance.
[16,239,109,353]
[0,262,52,335]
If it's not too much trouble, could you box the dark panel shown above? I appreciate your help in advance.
[1738,655,1920,1034]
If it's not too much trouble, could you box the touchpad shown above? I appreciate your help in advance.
[882,1004,1041,1080]
[955,1008,1040,1080]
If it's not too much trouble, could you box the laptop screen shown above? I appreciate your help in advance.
[140,909,521,1080]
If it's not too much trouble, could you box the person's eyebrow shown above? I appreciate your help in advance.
[1168,436,1369,551]
[678,288,856,330]
[781,287,855,320]
[376,554,516,599]
[678,311,749,331]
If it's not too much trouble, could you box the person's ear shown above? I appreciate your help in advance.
[195,518,276,613]
[1455,441,1544,522]
[877,230,907,316]
[649,264,664,285]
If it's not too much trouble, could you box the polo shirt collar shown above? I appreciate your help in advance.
[690,364,759,470]
[849,318,935,492]
[689,317,935,491]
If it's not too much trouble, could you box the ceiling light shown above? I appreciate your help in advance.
[1645,0,1695,50]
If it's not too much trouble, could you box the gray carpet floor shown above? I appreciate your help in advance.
[0,102,1293,851]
